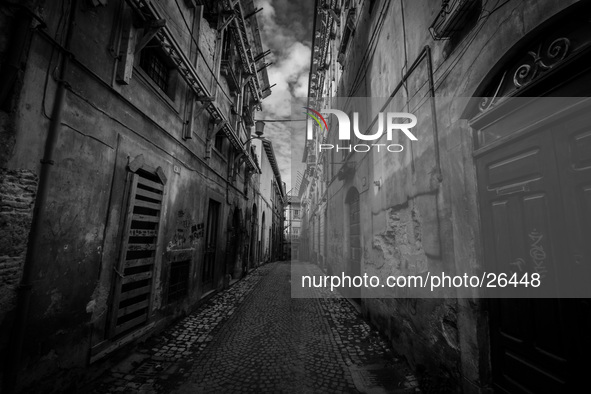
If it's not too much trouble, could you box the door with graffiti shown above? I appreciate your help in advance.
[476,109,591,392]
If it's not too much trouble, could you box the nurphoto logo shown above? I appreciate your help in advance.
[304,107,418,153]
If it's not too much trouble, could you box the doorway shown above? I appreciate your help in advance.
[227,208,242,279]
[202,200,220,292]
[473,27,591,390]
[346,188,361,302]
[476,116,591,392]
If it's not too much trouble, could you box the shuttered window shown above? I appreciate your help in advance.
[109,168,164,338]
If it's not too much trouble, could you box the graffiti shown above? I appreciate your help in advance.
[329,228,342,239]
[510,257,526,273]
[507,230,548,278]
[528,229,548,278]
[167,209,204,251]
[190,223,205,243]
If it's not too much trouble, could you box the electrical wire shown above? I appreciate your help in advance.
[368,0,512,116]
[346,0,391,97]
[35,24,240,192]
[66,84,237,191]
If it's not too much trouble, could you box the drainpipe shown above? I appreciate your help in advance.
[2,0,78,392]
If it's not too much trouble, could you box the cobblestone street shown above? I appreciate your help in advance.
[86,261,419,393]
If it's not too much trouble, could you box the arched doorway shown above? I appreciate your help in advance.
[469,4,591,391]
[345,188,361,303]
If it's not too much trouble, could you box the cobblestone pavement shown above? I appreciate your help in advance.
[85,261,419,393]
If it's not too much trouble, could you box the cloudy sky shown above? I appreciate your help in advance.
[254,0,315,194]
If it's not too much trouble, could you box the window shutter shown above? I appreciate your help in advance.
[109,169,164,337]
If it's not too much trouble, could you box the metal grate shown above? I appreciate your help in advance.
[140,43,170,92]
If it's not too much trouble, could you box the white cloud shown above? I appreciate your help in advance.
[254,0,311,191]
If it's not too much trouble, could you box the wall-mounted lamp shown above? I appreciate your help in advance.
[243,121,267,146]
[255,120,265,137]
[374,178,382,190]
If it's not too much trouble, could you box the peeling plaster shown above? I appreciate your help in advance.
[371,200,428,274]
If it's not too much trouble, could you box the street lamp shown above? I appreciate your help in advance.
[255,120,265,137]
[244,120,267,145]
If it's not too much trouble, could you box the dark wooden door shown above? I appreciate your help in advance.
[202,200,220,292]
[477,111,591,392]
[347,189,361,301]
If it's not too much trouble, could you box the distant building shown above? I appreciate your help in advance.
[254,139,286,263]
[0,0,274,390]
[284,192,302,261]
[301,0,591,392]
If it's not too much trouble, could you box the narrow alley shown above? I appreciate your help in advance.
[3,1,591,392]
[85,262,419,393]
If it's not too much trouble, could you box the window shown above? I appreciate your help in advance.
[337,8,356,65]
[293,209,300,219]
[341,138,351,159]
[220,31,240,93]
[203,200,220,287]
[331,148,335,179]
[244,167,249,194]
[139,39,175,97]
[214,131,225,152]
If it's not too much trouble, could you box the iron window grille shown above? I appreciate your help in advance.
[429,0,481,40]
[139,40,171,93]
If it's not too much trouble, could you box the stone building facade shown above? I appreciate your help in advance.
[253,138,286,264]
[300,0,591,392]
[284,193,301,261]
[0,0,278,391]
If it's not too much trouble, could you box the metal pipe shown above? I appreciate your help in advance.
[2,0,78,392]
[425,46,442,181]
[244,7,263,20]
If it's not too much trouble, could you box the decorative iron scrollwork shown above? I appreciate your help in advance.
[477,33,578,115]
[479,71,507,112]
[513,37,570,88]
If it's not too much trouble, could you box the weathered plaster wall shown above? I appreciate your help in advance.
[320,0,581,391]
[0,169,37,350]
[255,140,273,263]
[0,0,266,390]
